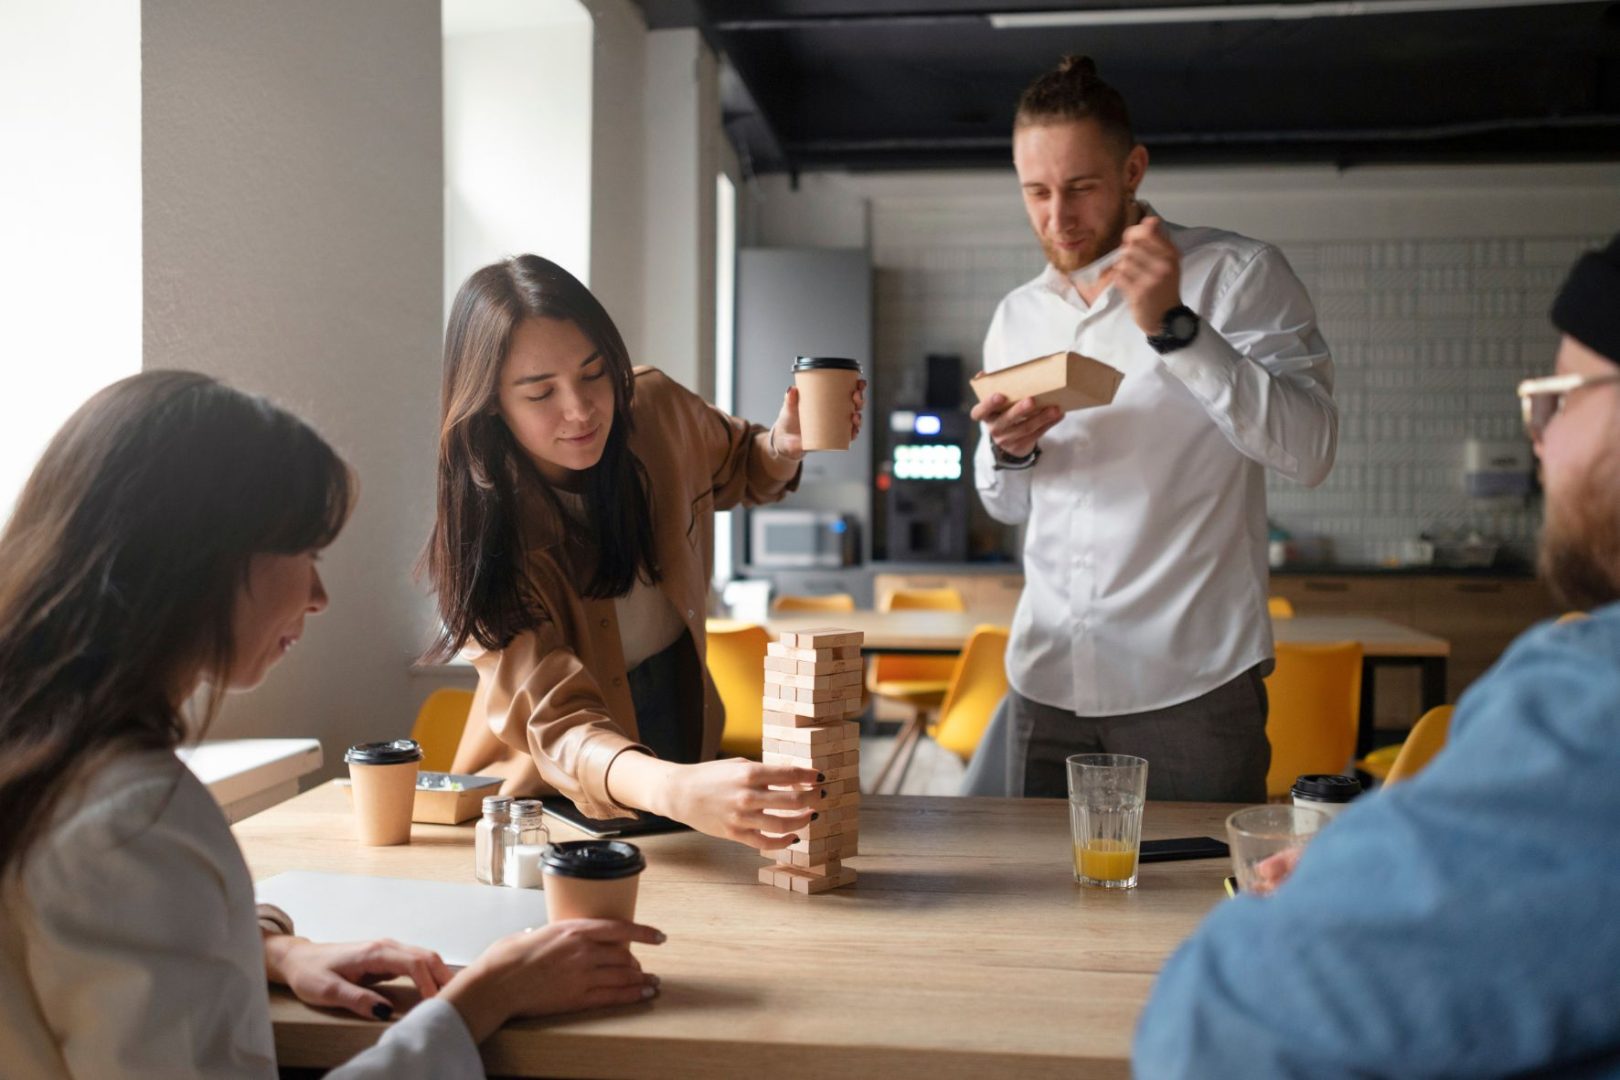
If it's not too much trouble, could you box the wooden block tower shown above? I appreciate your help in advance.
[757,627,863,893]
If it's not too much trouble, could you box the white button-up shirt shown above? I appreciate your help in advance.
[975,216,1337,715]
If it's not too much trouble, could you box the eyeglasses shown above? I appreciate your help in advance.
[1516,372,1620,441]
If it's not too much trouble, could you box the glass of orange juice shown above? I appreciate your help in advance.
[1067,754,1148,889]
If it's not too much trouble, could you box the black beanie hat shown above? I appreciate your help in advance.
[1552,234,1620,366]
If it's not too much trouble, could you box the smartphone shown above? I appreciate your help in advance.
[1138,836,1230,863]
[540,797,690,839]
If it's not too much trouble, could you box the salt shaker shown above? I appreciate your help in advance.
[501,799,551,888]
[474,795,513,885]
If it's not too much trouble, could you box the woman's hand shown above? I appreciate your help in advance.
[1249,846,1305,896]
[664,758,825,849]
[264,936,454,1020]
[768,380,867,460]
[441,919,665,1043]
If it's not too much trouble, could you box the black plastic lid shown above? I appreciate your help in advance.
[541,840,646,880]
[1291,773,1362,802]
[792,356,862,373]
[344,739,423,766]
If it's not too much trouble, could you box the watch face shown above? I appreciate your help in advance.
[1168,310,1198,339]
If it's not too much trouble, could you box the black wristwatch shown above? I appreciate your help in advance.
[1146,304,1200,355]
[992,443,1041,471]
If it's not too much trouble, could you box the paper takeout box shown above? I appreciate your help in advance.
[970,350,1123,413]
[342,771,504,824]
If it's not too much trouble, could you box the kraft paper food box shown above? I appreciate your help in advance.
[970,350,1123,413]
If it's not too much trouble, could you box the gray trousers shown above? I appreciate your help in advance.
[961,664,1271,802]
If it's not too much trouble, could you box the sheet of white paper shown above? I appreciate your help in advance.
[255,870,548,967]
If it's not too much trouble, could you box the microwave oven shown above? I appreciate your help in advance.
[750,510,859,568]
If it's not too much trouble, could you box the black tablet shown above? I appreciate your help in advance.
[540,797,691,839]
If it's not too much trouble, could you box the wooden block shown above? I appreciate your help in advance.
[764,682,789,699]
[818,763,858,783]
[796,656,863,676]
[759,696,846,719]
[762,749,844,770]
[764,720,857,745]
[778,628,863,649]
[781,829,857,856]
[766,863,858,894]
[841,696,865,718]
[831,645,861,660]
[789,683,860,704]
[767,642,846,663]
[762,814,845,841]
[825,805,859,825]
[824,778,858,797]
[763,656,799,674]
[821,791,860,810]
[837,749,861,767]
[764,671,834,691]
[762,710,833,729]
[769,851,843,875]
[830,670,863,688]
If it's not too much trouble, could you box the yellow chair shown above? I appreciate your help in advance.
[1268,596,1296,619]
[772,593,857,613]
[1263,642,1363,799]
[866,587,965,791]
[932,626,1011,763]
[705,618,770,759]
[872,624,1009,793]
[1359,705,1454,786]
[1556,611,1590,625]
[411,688,474,773]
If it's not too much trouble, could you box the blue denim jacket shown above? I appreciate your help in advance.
[1134,602,1620,1079]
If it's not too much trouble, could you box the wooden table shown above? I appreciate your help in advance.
[238,783,1234,1078]
[766,611,1450,755]
[177,737,323,823]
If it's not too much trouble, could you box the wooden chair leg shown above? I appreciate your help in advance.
[889,710,930,793]
[872,712,925,795]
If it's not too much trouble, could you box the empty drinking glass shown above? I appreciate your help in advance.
[1225,804,1327,895]
[1067,754,1149,889]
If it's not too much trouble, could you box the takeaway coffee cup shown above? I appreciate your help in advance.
[1290,774,1362,823]
[792,356,862,451]
[344,739,423,846]
[541,840,647,922]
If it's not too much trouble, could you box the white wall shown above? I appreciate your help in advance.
[0,0,141,517]
[142,0,444,770]
[744,162,1620,564]
[443,0,593,314]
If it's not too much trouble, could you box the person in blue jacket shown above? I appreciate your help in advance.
[1134,234,1620,1079]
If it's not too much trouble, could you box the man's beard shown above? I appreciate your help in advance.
[1539,446,1620,612]
[1039,195,1132,275]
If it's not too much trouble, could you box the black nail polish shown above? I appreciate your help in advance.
[811,812,820,821]
[820,788,827,797]
[817,772,826,782]
[372,1002,393,1021]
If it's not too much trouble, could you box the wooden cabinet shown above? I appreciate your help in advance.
[873,572,1024,621]
[1270,573,1560,727]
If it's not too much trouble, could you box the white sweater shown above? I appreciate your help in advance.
[0,749,483,1078]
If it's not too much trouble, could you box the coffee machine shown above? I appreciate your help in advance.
[880,354,972,562]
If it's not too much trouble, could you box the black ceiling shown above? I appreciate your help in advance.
[631,0,1620,173]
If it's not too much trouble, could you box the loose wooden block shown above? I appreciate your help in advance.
[970,349,1123,413]
[764,671,834,691]
[778,628,863,649]
[781,829,857,856]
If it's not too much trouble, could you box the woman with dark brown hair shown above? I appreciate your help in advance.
[0,371,661,1077]
[429,255,864,849]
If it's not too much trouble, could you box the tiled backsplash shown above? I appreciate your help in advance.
[869,232,1606,566]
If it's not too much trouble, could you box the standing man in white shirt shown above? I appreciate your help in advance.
[969,55,1338,801]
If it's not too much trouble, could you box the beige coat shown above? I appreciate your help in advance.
[450,368,799,819]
